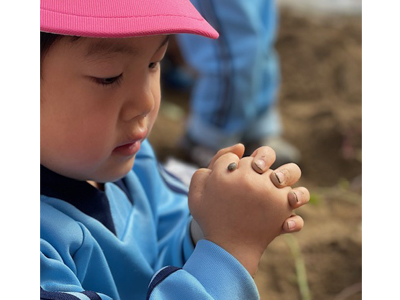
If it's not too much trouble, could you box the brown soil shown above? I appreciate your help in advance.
[149,8,362,300]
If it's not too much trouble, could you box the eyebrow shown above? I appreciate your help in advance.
[84,35,170,59]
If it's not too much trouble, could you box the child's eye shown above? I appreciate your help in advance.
[93,74,123,86]
[148,62,159,69]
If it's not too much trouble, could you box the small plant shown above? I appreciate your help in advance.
[284,234,312,300]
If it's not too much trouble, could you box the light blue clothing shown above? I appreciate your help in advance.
[40,140,259,300]
[177,0,282,149]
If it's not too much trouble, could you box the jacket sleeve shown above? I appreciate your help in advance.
[147,240,259,300]
[41,231,259,300]
[133,140,197,268]
[40,203,115,300]
[41,190,260,300]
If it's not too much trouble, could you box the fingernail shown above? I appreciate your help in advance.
[227,162,238,172]
[274,171,285,184]
[293,191,299,202]
[288,192,299,207]
[254,159,266,171]
[287,220,295,230]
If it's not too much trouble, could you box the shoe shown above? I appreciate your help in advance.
[244,136,301,169]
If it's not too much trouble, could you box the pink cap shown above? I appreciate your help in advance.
[40,0,219,39]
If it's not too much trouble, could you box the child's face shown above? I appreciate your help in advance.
[41,35,169,183]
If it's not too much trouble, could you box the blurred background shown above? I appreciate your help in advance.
[149,0,362,299]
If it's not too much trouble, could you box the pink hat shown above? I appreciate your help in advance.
[40,0,219,39]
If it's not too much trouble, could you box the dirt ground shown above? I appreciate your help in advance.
[149,8,362,300]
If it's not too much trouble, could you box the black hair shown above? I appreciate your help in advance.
[40,32,63,61]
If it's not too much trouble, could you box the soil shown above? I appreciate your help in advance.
[149,8,362,300]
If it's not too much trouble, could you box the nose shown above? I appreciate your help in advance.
[120,85,155,122]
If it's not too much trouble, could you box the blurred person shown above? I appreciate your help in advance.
[166,0,301,168]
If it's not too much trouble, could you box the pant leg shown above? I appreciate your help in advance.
[177,0,282,149]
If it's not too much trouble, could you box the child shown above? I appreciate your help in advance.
[40,0,310,299]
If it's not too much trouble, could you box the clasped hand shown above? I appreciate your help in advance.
[188,143,310,276]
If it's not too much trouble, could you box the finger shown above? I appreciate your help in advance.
[281,215,304,233]
[188,168,211,214]
[270,163,302,187]
[208,143,245,169]
[250,146,276,174]
[288,187,310,209]
[211,151,243,173]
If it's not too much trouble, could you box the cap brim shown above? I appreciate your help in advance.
[40,0,219,39]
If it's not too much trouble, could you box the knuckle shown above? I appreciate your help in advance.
[216,148,226,156]
[264,146,276,155]
[289,163,302,176]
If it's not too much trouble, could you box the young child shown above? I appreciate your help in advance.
[40,0,310,299]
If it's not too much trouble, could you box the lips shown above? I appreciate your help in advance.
[113,130,147,156]
[113,140,142,156]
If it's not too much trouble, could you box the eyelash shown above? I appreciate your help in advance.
[92,62,159,87]
[93,74,123,86]
[149,62,159,70]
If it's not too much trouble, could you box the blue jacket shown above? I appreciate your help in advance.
[40,140,259,299]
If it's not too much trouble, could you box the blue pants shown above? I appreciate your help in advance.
[177,0,282,149]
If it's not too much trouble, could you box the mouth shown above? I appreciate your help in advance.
[113,140,142,156]
[113,130,147,156]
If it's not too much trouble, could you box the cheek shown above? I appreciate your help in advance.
[147,80,161,131]
[41,92,116,167]
[147,107,159,133]
[43,116,108,162]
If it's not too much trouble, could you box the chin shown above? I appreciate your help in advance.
[97,158,136,183]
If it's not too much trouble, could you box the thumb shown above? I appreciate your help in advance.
[208,143,245,169]
[188,168,211,215]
